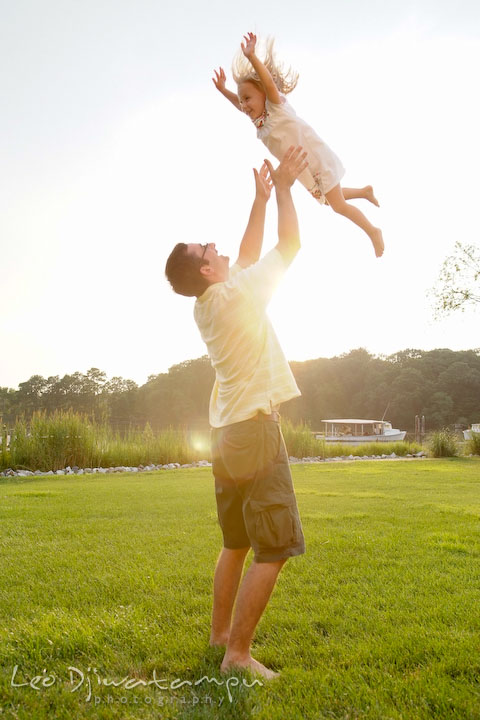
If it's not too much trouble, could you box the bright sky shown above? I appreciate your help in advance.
[1,0,479,389]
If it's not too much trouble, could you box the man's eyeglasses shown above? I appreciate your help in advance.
[200,243,208,261]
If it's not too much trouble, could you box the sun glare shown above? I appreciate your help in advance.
[190,434,209,454]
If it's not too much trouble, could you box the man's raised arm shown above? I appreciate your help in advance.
[235,162,273,268]
[264,146,308,265]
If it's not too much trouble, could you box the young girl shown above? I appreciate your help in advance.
[213,32,384,258]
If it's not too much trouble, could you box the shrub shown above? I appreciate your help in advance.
[428,428,459,458]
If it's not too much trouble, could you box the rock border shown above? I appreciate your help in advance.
[0,453,429,478]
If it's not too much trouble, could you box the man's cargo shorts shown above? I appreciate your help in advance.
[211,411,305,563]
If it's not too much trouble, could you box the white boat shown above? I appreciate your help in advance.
[316,419,406,444]
[463,423,480,440]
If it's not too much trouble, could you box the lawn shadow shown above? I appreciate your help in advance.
[172,644,264,720]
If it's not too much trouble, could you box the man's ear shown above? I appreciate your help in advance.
[199,264,212,279]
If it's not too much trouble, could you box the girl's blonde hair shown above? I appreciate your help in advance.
[232,36,298,95]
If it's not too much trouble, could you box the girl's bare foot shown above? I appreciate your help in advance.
[221,655,280,680]
[364,185,380,207]
[371,228,384,258]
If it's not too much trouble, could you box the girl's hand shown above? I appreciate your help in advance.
[241,32,257,59]
[253,162,273,202]
[212,67,227,92]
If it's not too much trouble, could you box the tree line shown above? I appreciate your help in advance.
[1,348,479,433]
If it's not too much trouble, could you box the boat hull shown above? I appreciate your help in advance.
[463,425,480,440]
[317,431,407,445]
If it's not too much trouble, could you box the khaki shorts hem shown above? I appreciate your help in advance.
[253,543,306,564]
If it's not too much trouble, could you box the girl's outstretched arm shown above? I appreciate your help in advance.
[241,32,281,104]
[212,67,241,111]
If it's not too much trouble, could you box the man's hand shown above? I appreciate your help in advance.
[241,32,257,59]
[235,162,273,268]
[267,147,306,264]
[264,146,308,192]
[253,162,273,203]
[212,67,227,92]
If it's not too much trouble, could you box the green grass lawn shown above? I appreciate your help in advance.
[1,459,479,720]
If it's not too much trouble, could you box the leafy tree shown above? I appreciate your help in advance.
[0,387,15,424]
[55,373,85,412]
[43,376,61,413]
[2,348,480,432]
[431,241,480,317]
[16,375,49,414]
[136,357,214,430]
[387,349,424,364]
[388,367,434,430]
[103,377,139,431]
[437,361,480,421]
[83,368,107,395]
[422,391,454,428]
[80,368,108,420]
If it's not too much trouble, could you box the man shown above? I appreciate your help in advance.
[165,146,308,679]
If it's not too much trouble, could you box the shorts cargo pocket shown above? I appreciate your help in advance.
[249,494,298,549]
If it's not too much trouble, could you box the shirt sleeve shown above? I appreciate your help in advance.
[265,95,287,115]
[226,248,288,308]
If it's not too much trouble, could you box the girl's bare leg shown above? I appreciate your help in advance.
[342,185,379,206]
[325,183,384,258]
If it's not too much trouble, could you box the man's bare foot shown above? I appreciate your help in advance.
[371,228,384,258]
[221,655,280,680]
[364,185,380,207]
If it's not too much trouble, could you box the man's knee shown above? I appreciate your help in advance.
[252,557,287,570]
[222,546,250,559]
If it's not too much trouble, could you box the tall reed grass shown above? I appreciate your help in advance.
[281,418,325,458]
[1,411,208,471]
[428,428,459,458]
[0,411,423,472]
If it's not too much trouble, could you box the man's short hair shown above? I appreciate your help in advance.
[165,243,209,298]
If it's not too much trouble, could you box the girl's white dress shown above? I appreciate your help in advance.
[254,97,345,204]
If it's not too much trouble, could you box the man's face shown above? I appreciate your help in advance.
[187,242,230,283]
